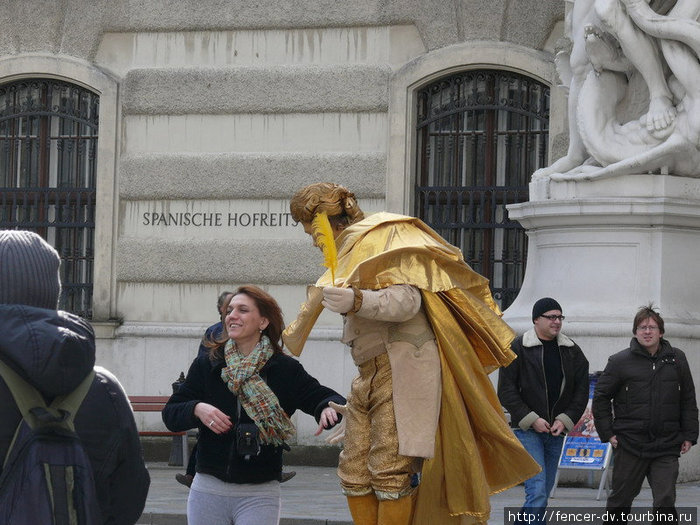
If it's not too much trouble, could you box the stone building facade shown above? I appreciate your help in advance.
[1,0,570,446]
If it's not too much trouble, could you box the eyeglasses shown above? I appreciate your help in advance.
[637,325,659,332]
[540,314,565,321]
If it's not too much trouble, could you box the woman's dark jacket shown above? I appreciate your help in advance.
[498,328,589,431]
[592,337,699,457]
[162,350,345,484]
[0,305,150,525]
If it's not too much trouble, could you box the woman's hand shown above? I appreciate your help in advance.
[314,404,341,436]
[194,402,233,435]
[323,402,347,444]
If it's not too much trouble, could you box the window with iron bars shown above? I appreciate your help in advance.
[0,79,98,318]
[415,69,549,310]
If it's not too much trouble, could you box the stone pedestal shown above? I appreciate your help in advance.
[505,174,700,480]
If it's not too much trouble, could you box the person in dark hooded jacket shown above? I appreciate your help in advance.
[0,230,150,525]
[593,304,698,523]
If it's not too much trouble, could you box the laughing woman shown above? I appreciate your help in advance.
[162,285,345,525]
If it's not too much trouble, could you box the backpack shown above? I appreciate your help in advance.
[0,359,102,525]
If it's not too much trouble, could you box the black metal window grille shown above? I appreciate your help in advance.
[415,70,549,309]
[0,79,98,318]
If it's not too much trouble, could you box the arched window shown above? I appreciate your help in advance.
[0,78,98,318]
[415,69,549,309]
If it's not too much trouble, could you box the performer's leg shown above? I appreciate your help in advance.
[364,354,416,525]
[338,365,374,497]
[339,361,378,523]
[340,354,415,524]
[368,354,416,501]
[347,494,379,525]
[377,492,416,525]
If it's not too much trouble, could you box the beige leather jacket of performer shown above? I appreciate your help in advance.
[343,284,441,459]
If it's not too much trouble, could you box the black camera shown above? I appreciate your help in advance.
[235,422,260,457]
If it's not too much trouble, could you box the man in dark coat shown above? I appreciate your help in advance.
[0,230,150,525]
[593,304,698,523]
[498,297,589,523]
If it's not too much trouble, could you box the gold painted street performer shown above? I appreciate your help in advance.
[282,183,540,525]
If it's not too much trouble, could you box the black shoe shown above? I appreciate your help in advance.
[176,473,193,488]
[280,471,296,483]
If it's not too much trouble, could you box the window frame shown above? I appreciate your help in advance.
[414,69,550,309]
[0,55,119,322]
[385,43,560,310]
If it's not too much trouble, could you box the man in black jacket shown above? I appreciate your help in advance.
[0,230,150,524]
[498,297,589,523]
[593,305,698,523]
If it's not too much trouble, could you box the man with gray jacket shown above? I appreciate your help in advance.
[498,297,589,523]
[0,230,150,524]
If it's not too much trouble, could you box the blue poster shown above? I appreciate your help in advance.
[558,373,612,470]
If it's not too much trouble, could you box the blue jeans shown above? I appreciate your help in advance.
[514,429,564,523]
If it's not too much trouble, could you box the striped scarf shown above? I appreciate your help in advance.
[220,335,295,445]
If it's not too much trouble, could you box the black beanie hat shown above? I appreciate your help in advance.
[532,297,562,321]
[0,230,61,309]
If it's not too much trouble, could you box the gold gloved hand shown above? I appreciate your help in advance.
[322,286,355,314]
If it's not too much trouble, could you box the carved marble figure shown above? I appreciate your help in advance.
[534,0,700,181]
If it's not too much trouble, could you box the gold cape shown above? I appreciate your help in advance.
[283,212,540,524]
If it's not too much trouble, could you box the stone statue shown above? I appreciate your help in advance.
[534,0,700,181]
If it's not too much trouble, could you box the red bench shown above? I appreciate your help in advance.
[129,395,189,466]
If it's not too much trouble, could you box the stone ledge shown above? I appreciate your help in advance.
[528,173,700,202]
[119,152,386,200]
[122,65,390,115]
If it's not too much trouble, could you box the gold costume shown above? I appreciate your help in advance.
[283,212,540,524]
[340,353,415,499]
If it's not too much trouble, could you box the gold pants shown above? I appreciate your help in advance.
[338,353,416,500]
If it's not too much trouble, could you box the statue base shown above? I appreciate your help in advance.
[506,174,700,480]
